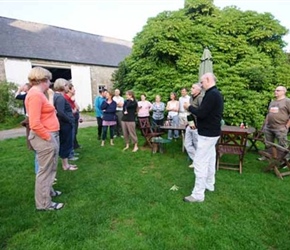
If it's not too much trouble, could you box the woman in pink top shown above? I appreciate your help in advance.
[138,94,152,118]
[25,67,63,211]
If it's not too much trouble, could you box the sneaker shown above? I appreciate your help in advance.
[183,195,203,203]
[37,202,64,211]
[188,164,194,168]
[68,157,79,161]
[120,135,124,138]
[113,135,117,138]
[74,152,80,156]
[258,156,266,161]
[51,190,62,197]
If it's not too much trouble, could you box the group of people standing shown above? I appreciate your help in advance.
[19,66,290,209]
[20,68,226,209]
[93,86,201,152]
[19,67,82,211]
[94,89,139,152]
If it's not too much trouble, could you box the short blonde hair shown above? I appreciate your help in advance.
[28,67,52,86]
[54,78,68,91]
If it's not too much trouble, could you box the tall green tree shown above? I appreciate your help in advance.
[113,0,290,127]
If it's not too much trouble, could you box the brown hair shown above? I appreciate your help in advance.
[170,92,177,100]
[126,90,135,99]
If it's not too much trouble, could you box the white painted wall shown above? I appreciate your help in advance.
[4,58,32,85]
[71,65,92,111]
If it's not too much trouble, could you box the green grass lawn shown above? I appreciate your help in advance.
[1,127,290,250]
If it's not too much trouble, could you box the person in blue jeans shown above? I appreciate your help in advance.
[101,91,117,146]
[166,92,180,139]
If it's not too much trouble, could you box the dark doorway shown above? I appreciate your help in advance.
[32,66,71,82]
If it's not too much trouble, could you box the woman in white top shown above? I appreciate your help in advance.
[166,92,180,139]
[138,94,152,118]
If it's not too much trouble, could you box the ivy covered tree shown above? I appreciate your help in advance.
[113,0,290,127]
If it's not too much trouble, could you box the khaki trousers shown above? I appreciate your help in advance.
[29,131,59,209]
[121,121,138,144]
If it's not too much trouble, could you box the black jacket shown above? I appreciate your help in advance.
[122,99,137,122]
[188,86,223,137]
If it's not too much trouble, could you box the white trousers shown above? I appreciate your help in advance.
[191,135,220,201]
[184,126,198,162]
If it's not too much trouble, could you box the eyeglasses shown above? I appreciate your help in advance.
[275,89,283,92]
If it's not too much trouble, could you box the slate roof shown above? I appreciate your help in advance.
[0,16,132,67]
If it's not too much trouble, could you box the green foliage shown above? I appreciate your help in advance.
[0,81,22,123]
[82,104,94,112]
[112,0,290,128]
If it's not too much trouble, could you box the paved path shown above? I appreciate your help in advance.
[0,115,97,141]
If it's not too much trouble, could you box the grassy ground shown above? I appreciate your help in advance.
[1,127,290,250]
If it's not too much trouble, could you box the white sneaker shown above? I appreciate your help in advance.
[68,157,79,161]
[183,195,203,203]
[258,156,266,161]
[188,164,194,168]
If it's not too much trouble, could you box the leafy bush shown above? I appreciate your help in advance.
[81,104,94,112]
[0,81,22,123]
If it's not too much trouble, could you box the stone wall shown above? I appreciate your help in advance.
[0,58,7,82]
[90,66,117,100]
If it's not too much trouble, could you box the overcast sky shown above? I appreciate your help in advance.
[0,0,289,51]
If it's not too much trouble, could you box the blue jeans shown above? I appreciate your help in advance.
[102,125,114,140]
[168,115,179,139]
[34,151,39,174]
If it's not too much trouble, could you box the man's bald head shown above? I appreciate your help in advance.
[200,73,217,90]
[275,86,287,100]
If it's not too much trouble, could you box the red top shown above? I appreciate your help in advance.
[64,94,75,110]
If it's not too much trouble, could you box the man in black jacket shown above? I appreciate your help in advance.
[183,73,223,202]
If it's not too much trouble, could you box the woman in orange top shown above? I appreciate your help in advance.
[25,67,64,211]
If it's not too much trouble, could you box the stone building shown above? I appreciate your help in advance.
[0,16,132,110]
